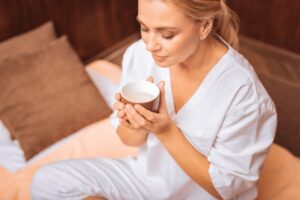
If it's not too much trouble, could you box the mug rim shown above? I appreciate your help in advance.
[121,80,160,103]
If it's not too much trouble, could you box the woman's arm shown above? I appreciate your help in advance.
[117,124,148,147]
[113,92,149,147]
[156,123,222,200]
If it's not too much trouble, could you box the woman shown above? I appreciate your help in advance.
[31,0,277,199]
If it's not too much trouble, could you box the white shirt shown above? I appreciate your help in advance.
[110,39,277,200]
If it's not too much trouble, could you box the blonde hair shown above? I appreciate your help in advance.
[169,0,239,49]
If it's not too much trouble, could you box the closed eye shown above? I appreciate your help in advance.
[162,34,174,39]
[140,27,149,32]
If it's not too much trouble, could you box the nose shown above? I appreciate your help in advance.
[146,34,161,52]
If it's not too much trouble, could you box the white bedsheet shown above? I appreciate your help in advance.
[0,121,26,172]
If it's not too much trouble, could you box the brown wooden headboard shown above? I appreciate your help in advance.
[1,0,298,60]
[0,0,139,62]
[227,0,300,54]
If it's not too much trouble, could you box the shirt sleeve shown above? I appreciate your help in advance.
[207,86,277,199]
[109,45,135,132]
[109,40,150,132]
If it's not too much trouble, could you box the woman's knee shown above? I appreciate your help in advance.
[31,164,55,198]
[31,162,71,198]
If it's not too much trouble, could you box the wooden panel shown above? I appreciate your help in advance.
[227,0,300,53]
[0,0,139,62]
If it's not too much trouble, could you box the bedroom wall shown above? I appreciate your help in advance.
[227,0,300,53]
[0,0,139,62]
[1,0,299,60]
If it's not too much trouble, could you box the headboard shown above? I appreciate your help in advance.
[227,0,300,53]
[0,0,139,63]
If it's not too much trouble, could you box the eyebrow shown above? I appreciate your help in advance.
[136,16,179,31]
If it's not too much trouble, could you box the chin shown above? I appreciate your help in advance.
[154,59,173,68]
[156,63,169,68]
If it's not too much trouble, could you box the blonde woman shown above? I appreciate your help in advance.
[31,0,277,199]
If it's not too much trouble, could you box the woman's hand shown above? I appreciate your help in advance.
[112,92,128,122]
[113,76,155,132]
[113,92,147,132]
[123,78,174,134]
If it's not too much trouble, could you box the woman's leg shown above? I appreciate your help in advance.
[31,158,149,200]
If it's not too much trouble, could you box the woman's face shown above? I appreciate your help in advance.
[138,0,201,67]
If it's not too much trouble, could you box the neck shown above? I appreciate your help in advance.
[177,34,228,74]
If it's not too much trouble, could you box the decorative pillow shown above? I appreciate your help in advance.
[0,36,111,160]
[0,21,56,62]
[257,72,300,156]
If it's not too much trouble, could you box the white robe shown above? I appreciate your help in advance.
[31,39,277,200]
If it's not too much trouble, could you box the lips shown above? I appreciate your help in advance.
[153,54,167,61]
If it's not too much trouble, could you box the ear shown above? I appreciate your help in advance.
[198,18,213,40]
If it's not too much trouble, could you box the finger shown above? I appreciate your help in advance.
[146,76,154,83]
[114,93,122,101]
[125,104,148,127]
[134,104,156,122]
[122,107,151,131]
[113,101,125,111]
[118,110,126,118]
[124,105,140,128]
[120,110,128,121]
[121,115,128,121]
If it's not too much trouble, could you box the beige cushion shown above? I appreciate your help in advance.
[257,73,300,155]
[239,37,300,156]
[257,144,300,199]
[0,22,56,62]
[0,36,111,160]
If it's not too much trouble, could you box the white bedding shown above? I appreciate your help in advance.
[0,62,120,172]
[0,121,25,172]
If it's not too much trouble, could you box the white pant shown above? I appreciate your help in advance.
[31,158,151,200]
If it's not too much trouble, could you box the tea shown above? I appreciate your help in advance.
[121,80,160,111]
[126,91,155,102]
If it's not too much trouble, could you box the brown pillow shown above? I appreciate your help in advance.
[0,21,56,62]
[257,72,300,156]
[0,36,111,160]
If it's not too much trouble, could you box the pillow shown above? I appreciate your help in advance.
[85,60,122,109]
[0,36,111,160]
[258,72,300,156]
[0,21,56,62]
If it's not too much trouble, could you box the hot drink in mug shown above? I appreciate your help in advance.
[120,80,160,112]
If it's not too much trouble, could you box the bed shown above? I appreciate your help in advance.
[0,59,299,200]
[0,22,299,199]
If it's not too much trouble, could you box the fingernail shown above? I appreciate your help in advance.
[126,104,131,109]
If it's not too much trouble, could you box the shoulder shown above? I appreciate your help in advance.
[217,48,255,86]
[215,48,275,110]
